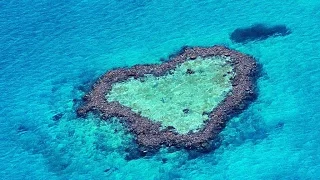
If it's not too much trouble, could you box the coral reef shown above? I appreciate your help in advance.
[230,24,291,43]
[77,45,259,151]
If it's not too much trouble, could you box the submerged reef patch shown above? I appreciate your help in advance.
[230,24,291,43]
[77,46,259,151]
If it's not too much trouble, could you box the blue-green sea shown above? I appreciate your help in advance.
[1,1,320,179]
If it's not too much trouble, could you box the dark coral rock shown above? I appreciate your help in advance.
[124,147,148,161]
[183,108,190,114]
[104,167,118,174]
[160,57,169,62]
[17,124,28,133]
[52,113,63,121]
[230,24,291,43]
[275,122,284,129]
[166,126,176,130]
[162,158,168,163]
[186,68,195,75]
[104,168,111,173]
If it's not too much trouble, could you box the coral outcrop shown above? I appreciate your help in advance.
[77,45,259,151]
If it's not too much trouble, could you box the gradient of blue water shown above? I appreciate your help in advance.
[1,1,320,179]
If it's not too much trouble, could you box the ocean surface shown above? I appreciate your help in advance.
[1,0,320,179]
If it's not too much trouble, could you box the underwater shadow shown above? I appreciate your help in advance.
[230,24,291,44]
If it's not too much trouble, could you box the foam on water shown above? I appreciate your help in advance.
[1,0,320,179]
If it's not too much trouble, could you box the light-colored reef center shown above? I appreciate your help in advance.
[106,56,234,134]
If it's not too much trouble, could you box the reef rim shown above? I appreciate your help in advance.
[77,45,259,151]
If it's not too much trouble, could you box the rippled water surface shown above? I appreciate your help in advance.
[1,1,320,179]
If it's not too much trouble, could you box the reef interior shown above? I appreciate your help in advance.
[107,56,234,134]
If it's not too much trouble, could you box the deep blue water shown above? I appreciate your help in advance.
[1,1,320,179]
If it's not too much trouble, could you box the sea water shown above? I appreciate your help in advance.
[1,0,320,179]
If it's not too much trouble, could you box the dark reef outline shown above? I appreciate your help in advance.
[77,45,260,152]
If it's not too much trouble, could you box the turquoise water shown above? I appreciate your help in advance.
[1,1,320,179]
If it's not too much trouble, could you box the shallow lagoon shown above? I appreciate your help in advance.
[107,57,234,134]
